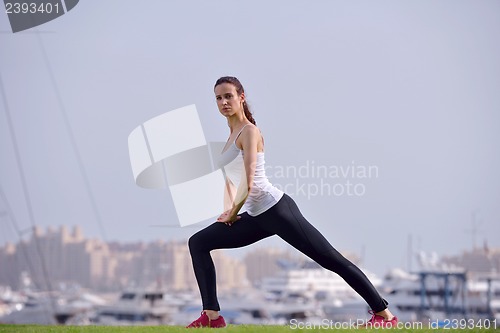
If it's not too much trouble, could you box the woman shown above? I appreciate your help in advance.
[186,76,398,328]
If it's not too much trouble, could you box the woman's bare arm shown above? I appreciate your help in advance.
[227,125,260,218]
[223,178,236,212]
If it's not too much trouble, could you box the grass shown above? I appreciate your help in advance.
[0,325,500,333]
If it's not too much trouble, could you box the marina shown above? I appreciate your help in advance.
[1,250,499,326]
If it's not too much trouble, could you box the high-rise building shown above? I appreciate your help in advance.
[0,226,115,290]
[243,247,303,285]
[0,225,248,292]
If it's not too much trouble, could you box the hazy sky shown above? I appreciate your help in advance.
[1,0,499,276]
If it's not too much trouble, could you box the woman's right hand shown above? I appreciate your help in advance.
[217,209,241,226]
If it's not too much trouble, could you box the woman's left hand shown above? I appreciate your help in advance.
[217,209,241,226]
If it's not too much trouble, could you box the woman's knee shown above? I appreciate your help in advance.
[188,228,218,254]
[188,232,205,254]
[315,249,354,273]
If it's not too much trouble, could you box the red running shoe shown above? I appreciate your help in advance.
[186,311,227,328]
[363,310,398,328]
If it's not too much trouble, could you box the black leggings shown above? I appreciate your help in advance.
[188,193,388,312]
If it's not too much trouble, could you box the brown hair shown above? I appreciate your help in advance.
[214,76,256,125]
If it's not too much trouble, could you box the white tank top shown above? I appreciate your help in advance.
[217,124,284,216]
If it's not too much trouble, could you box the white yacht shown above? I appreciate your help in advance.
[260,260,382,302]
[381,252,500,323]
[91,289,178,325]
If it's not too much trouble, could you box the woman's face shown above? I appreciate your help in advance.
[214,83,244,118]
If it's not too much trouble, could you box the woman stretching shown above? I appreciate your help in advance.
[186,76,398,328]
